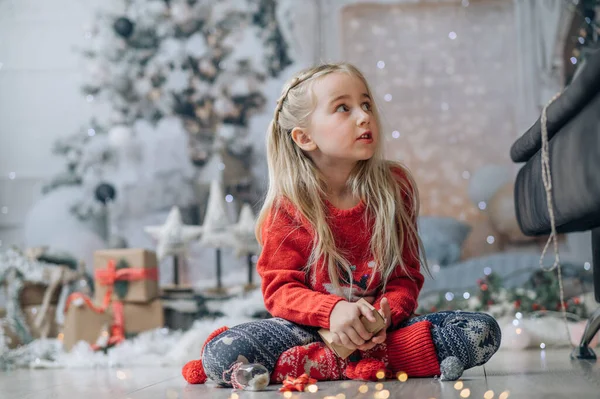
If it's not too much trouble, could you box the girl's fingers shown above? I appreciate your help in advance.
[359,303,377,323]
[357,341,377,351]
[353,317,374,341]
[331,332,343,347]
[371,329,387,344]
[338,332,357,350]
[379,297,391,326]
[346,327,368,347]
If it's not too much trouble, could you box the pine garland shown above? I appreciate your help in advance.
[420,268,590,319]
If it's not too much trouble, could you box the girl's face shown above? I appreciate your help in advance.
[294,72,379,168]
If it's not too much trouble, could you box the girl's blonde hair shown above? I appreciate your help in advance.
[255,62,429,297]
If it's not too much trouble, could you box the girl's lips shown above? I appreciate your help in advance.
[357,138,374,143]
[357,131,372,140]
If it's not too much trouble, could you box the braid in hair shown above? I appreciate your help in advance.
[273,77,299,124]
[273,67,327,129]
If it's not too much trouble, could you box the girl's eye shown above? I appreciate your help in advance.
[362,102,372,112]
[335,104,349,112]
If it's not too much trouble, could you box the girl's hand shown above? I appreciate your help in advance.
[329,300,376,350]
[357,297,392,351]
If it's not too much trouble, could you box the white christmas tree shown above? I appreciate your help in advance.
[232,203,260,256]
[231,203,261,288]
[200,180,233,248]
[200,180,234,292]
[44,0,292,222]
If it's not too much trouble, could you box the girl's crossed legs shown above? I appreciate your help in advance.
[202,311,501,386]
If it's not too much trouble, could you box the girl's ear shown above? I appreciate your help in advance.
[290,127,317,152]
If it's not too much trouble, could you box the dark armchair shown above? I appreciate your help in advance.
[510,49,600,359]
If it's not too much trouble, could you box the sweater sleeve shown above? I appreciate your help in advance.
[257,204,344,329]
[373,166,424,328]
[373,249,424,329]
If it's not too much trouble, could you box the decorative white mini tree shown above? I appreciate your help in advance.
[231,203,260,289]
[200,180,234,292]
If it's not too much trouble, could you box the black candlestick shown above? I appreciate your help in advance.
[247,253,254,286]
[173,254,180,286]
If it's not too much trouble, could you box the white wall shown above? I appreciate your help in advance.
[0,0,121,248]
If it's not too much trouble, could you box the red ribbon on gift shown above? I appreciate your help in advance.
[64,259,158,351]
[64,292,126,350]
[95,259,158,302]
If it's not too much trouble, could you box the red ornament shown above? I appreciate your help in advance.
[481,284,488,291]
[514,300,521,308]
[279,374,317,392]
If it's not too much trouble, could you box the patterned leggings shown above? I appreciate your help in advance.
[202,311,501,385]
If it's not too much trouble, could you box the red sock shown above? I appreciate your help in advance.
[384,320,440,377]
[350,320,440,380]
[272,342,348,382]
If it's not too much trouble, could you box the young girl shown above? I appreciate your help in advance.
[183,63,501,387]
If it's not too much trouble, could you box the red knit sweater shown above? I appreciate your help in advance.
[257,171,424,330]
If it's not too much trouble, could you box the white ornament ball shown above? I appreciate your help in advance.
[24,187,107,273]
[108,125,134,149]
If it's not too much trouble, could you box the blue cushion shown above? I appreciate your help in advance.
[420,252,589,298]
[417,216,471,265]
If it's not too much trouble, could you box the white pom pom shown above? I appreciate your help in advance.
[440,356,464,381]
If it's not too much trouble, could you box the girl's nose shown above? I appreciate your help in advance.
[356,109,370,126]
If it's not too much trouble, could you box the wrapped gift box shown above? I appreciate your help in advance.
[62,302,113,351]
[122,299,164,333]
[93,249,159,304]
[62,297,164,351]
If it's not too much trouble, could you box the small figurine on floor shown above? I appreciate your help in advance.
[182,63,501,388]
[233,363,270,391]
